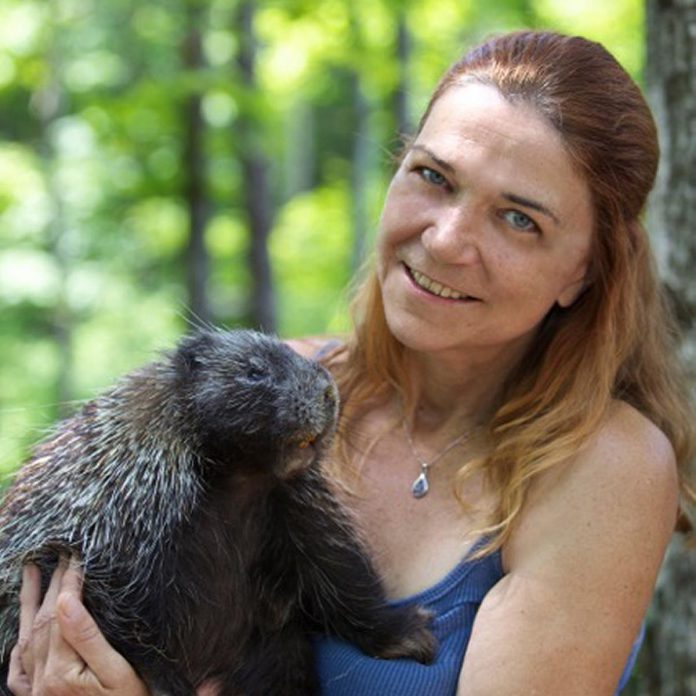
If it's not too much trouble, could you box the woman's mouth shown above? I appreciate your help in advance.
[405,264,478,301]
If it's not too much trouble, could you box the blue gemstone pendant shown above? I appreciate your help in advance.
[411,470,430,498]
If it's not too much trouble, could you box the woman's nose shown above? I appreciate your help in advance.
[421,204,482,265]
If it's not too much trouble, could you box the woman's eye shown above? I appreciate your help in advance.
[503,209,539,233]
[418,166,448,188]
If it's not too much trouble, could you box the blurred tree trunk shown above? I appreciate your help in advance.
[640,1,696,694]
[393,8,413,137]
[236,0,276,331]
[350,71,370,273]
[349,9,370,274]
[34,0,73,420]
[283,101,316,201]
[182,0,211,325]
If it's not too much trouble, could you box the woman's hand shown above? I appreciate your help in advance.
[7,557,149,695]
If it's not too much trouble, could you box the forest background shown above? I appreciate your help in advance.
[1,0,692,693]
[0,0,645,474]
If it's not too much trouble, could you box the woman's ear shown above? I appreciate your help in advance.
[556,277,588,308]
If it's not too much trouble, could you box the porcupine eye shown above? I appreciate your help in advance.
[241,360,268,384]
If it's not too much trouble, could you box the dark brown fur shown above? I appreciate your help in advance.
[0,329,435,695]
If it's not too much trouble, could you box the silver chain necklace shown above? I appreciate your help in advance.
[402,421,470,499]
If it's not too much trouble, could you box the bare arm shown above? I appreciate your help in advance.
[457,403,678,695]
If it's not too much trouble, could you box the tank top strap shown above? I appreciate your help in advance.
[311,338,344,361]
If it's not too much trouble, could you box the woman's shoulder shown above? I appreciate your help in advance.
[285,335,346,361]
[569,400,677,508]
[597,399,675,466]
[507,399,678,570]
[542,400,674,500]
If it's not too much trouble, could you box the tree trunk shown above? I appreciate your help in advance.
[182,0,211,326]
[283,100,316,201]
[642,1,696,694]
[393,10,412,137]
[348,6,372,274]
[236,0,276,332]
[350,70,370,273]
[33,0,72,420]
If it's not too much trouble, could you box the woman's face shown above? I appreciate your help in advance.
[377,81,594,361]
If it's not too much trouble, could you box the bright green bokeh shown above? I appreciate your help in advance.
[0,0,645,479]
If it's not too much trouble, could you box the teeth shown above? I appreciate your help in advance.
[410,269,464,300]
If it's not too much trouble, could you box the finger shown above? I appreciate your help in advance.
[18,564,41,642]
[51,556,86,666]
[30,557,68,678]
[7,644,31,696]
[197,679,222,696]
[60,556,84,596]
[16,564,42,682]
[40,556,68,615]
[56,591,141,690]
[47,559,85,667]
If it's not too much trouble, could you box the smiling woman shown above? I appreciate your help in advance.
[377,81,593,359]
[311,30,696,696]
[8,30,696,696]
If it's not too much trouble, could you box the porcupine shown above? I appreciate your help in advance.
[0,329,436,696]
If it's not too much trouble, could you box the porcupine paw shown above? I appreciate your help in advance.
[369,606,437,664]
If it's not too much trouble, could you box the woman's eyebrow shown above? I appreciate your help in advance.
[503,192,561,225]
[411,143,562,226]
[410,144,456,174]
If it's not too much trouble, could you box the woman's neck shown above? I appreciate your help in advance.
[402,344,525,435]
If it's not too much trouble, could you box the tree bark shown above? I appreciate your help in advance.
[393,10,412,137]
[350,70,370,273]
[182,0,211,325]
[283,100,316,201]
[33,0,73,420]
[348,6,372,274]
[236,0,276,332]
[642,1,696,694]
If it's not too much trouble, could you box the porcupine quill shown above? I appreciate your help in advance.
[0,329,435,695]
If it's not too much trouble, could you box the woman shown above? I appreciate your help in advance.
[9,30,696,695]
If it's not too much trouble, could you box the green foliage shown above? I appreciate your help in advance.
[271,183,353,337]
[533,0,644,79]
[0,0,644,477]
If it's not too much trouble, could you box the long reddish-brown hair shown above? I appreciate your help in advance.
[327,31,696,551]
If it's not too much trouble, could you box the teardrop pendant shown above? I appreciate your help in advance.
[411,470,430,499]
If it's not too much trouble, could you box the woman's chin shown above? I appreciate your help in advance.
[383,314,456,354]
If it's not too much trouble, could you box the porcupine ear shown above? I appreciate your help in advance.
[173,331,208,376]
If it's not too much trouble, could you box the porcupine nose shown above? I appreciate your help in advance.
[299,371,336,437]
[278,368,338,479]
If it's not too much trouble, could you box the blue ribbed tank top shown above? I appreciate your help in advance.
[313,544,643,695]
